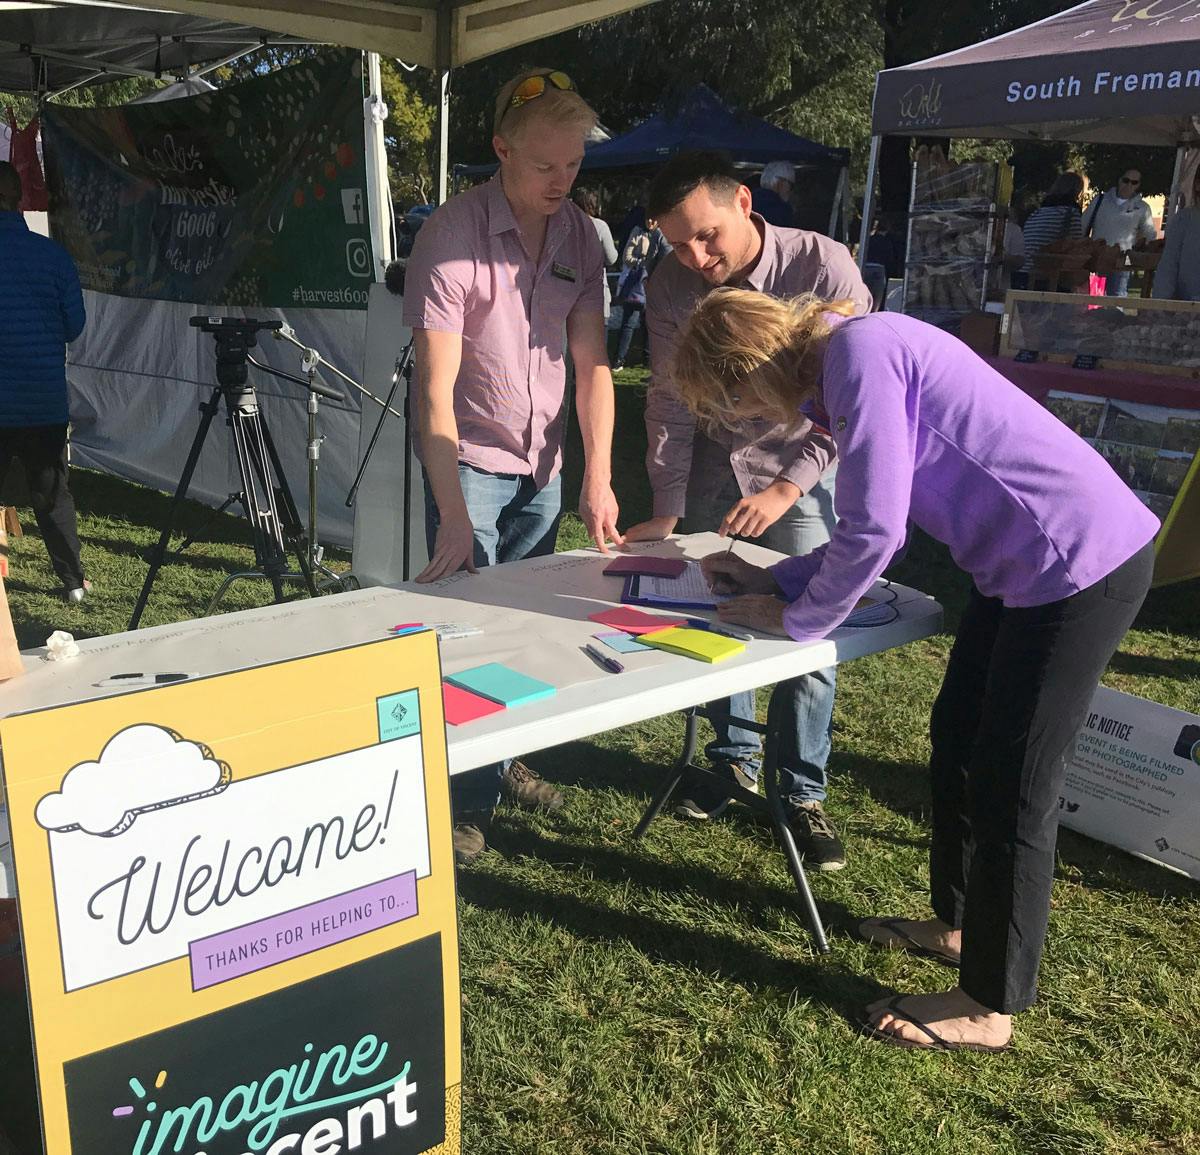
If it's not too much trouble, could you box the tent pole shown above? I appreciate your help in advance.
[857,134,881,272]
[433,6,452,206]
[435,68,451,205]
[364,51,393,276]
[1164,144,1186,230]
[191,43,265,79]
[828,165,847,239]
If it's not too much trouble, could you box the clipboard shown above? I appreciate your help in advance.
[621,573,721,611]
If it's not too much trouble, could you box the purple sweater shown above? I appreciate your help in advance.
[771,313,1160,643]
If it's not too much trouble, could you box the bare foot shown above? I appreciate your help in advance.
[858,916,961,964]
[864,988,1012,1050]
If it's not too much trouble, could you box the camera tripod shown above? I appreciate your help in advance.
[128,316,343,629]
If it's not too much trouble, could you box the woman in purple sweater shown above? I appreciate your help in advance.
[675,288,1158,1052]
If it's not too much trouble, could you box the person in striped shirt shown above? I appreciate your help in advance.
[1019,171,1087,286]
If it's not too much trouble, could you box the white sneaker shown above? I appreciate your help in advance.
[65,579,91,605]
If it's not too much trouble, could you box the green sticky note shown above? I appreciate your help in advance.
[377,690,421,741]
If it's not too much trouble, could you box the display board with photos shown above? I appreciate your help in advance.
[1044,390,1200,522]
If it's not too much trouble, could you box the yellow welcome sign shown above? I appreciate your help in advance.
[1,632,460,1155]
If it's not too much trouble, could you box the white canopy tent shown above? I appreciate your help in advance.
[1,0,662,560]
[78,0,660,200]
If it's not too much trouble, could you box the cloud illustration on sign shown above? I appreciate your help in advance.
[35,724,231,837]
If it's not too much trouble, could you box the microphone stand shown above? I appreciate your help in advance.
[345,338,416,580]
[272,324,407,589]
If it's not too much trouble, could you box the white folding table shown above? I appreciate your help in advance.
[0,532,943,945]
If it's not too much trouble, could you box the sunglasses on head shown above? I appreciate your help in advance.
[507,71,575,114]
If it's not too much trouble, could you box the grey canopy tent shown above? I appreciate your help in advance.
[859,0,1200,262]
[0,2,311,94]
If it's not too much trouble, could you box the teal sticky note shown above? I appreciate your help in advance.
[444,663,555,707]
[377,690,421,742]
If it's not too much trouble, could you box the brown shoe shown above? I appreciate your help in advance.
[453,817,489,865]
[500,760,565,811]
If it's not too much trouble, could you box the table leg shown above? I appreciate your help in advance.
[632,709,700,839]
[761,692,831,954]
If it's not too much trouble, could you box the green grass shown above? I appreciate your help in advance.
[2,370,1199,1154]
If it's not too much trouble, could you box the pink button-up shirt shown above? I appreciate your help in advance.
[403,177,604,487]
[644,215,872,518]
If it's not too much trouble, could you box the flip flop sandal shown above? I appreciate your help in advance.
[857,917,960,967]
[859,996,1013,1053]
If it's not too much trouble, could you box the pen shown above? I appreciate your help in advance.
[684,618,753,641]
[583,643,624,673]
[707,622,754,641]
[95,673,198,687]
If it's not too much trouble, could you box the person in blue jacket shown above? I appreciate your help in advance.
[0,161,88,601]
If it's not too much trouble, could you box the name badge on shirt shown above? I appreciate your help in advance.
[551,262,577,282]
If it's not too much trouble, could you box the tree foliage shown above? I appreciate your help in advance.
[379,61,435,206]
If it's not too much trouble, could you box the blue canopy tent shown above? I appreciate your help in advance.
[454,85,851,237]
[581,84,847,170]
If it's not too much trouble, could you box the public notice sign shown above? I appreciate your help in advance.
[1060,685,1200,880]
[0,633,461,1155]
[41,51,373,310]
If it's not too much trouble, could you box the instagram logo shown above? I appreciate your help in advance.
[346,238,372,278]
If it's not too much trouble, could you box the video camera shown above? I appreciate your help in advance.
[189,316,283,388]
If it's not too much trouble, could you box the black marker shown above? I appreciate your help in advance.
[95,673,198,687]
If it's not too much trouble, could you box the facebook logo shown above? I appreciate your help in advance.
[341,188,365,225]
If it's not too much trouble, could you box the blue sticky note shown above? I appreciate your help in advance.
[444,663,555,707]
[377,690,421,742]
[594,631,651,654]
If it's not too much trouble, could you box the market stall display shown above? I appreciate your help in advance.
[1030,237,1163,295]
[903,150,1011,329]
[1000,291,1200,375]
[998,289,1200,585]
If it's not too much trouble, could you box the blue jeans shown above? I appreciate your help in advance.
[1105,270,1131,297]
[683,435,838,805]
[424,465,562,815]
[614,303,645,366]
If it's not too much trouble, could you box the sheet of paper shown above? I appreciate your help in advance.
[636,561,733,608]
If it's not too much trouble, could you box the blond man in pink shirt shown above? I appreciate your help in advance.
[404,69,622,862]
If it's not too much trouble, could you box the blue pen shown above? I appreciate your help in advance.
[685,618,753,642]
[584,643,624,673]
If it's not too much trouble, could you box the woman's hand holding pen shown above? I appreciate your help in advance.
[701,549,789,636]
[700,551,781,596]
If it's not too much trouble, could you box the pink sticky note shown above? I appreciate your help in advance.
[443,681,506,726]
[588,607,688,635]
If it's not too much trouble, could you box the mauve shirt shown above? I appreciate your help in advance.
[403,177,604,486]
[644,215,872,518]
[771,313,1160,642]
